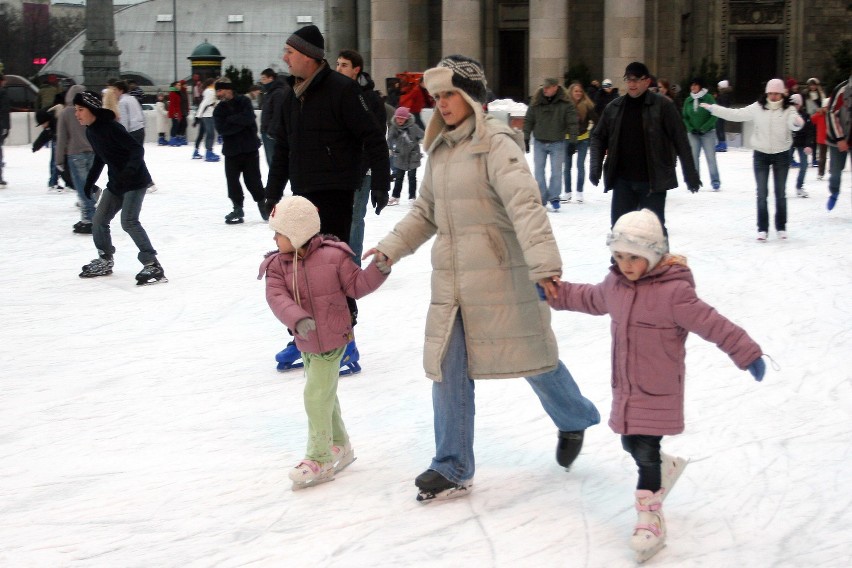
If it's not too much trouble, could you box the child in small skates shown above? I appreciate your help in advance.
[542,209,766,562]
[386,106,424,205]
[258,196,390,489]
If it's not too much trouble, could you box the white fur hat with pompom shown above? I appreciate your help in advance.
[268,196,321,249]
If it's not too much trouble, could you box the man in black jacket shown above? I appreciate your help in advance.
[259,68,290,169]
[590,62,701,233]
[213,79,266,224]
[335,48,388,265]
[265,25,390,242]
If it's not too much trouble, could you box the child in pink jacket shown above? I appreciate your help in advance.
[542,209,766,562]
[258,196,390,490]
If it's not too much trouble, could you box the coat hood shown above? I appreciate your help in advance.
[357,71,376,92]
[65,84,85,106]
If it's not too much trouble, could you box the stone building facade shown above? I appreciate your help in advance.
[325,0,852,102]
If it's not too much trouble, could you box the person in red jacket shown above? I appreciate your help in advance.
[167,82,185,146]
[399,77,426,129]
[544,208,765,563]
[811,98,829,181]
[258,196,390,490]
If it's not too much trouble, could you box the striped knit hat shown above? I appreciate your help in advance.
[72,90,115,120]
[286,24,325,60]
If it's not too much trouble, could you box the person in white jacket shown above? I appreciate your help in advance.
[192,78,219,162]
[701,78,803,241]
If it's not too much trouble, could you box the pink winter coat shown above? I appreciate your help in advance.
[548,256,762,436]
[258,235,388,354]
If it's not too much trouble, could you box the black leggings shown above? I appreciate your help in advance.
[622,434,662,492]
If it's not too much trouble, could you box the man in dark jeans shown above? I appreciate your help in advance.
[213,79,267,225]
[590,61,701,234]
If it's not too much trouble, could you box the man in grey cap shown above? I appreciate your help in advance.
[523,78,578,211]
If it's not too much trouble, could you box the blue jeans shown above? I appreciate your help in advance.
[794,147,809,189]
[609,178,668,231]
[534,139,565,203]
[93,187,158,265]
[196,117,215,151]
[688,131,720,186]
[67,152,97,222]
[49,140,60,186]
[828,145,848,197]
[753,150,789,232]
[563,138,589,194]
[429,313,600,484]
[349,175,371,265]
[261,132,276,168]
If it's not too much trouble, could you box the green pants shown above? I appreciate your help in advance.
[302,345,349,463]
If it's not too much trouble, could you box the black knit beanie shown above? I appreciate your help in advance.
[437,55,488,104]
[72,90,115,120]
[286,24,325,60]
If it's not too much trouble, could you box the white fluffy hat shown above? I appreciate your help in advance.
[717,79,729,89]
[607,209,668,270]
[268,196,321,249]
[765,78,785,94]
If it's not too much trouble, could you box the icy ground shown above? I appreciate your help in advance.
[1,142,851,567]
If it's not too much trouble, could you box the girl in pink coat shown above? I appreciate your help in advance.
[543,209,766,562]
[258,196,390,490]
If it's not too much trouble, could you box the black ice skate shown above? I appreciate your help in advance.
[556,429,584,469]
[135,261,168,286]
[225,206,245,225]
[79,255,114,278]
[415,469,472,503]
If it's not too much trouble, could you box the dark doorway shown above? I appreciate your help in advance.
[734,37,778,104]
[498,30,527,102]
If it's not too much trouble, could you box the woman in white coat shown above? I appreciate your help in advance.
[365,55,600,502]
[701,78,803,241]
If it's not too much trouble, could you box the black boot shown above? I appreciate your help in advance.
[556,430,585,469]
[415,469,455,491]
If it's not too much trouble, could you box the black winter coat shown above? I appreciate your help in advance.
[260,78,290,141]
[213,94,261,157]
[356,71,388,177]
[83,114,152,196]
[590,92,699,193]
[792,108,815,148]
[266,63,390,202]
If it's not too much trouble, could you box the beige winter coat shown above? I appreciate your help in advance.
[377,108,562,381]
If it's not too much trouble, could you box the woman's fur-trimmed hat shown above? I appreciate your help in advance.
[424,55,488,104]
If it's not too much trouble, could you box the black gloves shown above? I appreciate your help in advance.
[371,190,389,215]
[686,174,702,193]
[193,118,200,127]
[566,142,577,156]
[589,169,600,187]
[84,184,94,199]
[524,140,530,153]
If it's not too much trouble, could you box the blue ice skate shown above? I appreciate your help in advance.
[275,341,303,371]
[339,340,361,376]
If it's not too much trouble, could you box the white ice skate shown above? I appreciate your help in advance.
[630,489,666,563]
[332,443,357,474]
[659,452,689,502]
[289,459,335,491]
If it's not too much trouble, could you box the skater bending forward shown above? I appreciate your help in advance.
[74,91,165,284]
[258,196,390,489]
[364,55,600,503]
[544,209,766,562]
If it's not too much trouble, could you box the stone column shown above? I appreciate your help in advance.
[528,0,568,94]
[603,0,645,85]
[371,0,409,90]
[80,0,121,90]
[442,0,481,62]
[357,0,372,69]
[326,0,357,63]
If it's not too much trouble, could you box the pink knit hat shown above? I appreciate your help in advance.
[394,106,411,120]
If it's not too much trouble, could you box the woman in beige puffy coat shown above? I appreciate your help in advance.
[367,55,600,502]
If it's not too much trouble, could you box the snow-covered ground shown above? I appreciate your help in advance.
[1,141,851,567]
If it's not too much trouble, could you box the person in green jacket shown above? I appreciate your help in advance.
[683,77,720,190]
[523,78,579,211]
